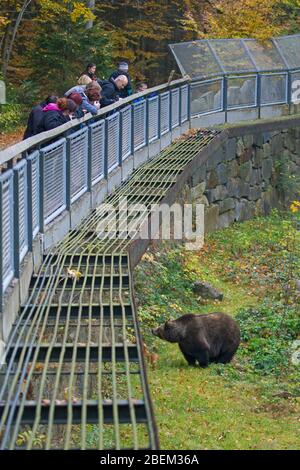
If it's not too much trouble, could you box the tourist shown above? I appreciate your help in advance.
[65,82,101,115]
[37,97,77,133]
[99,75,128,107]
[23,95,58,139]
[109,62,132,98]
[79,63,97,81]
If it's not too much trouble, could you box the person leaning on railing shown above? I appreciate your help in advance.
[109,61,132,98]
[65,79,101,115]
[23,95,58,140]
[98,75,128,107]
[36,97,78,133]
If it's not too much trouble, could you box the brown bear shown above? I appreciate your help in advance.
[152,312,240,367]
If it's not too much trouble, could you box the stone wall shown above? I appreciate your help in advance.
[187,127,300,233]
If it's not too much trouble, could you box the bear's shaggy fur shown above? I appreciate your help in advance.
[152,312,240,367]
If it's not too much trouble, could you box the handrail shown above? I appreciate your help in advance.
[0,77,188,166]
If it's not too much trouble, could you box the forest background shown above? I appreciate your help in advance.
[1,0,300,134]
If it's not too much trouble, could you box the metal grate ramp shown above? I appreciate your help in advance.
[0,129,219,449]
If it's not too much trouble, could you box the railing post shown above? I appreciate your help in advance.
[27,155,34,252]
[287,71,292,114]
[39,151,45,233]
[13,170,20,279]
[119,109,124,167]
[104,120,109,180]
[66,138,71,210]
[145,99,149,147]
[0,186,3,310]
[158,92,161,140]
[87,125,93,192]
[178,85,182,126]
[187,82,191,125]
[223,76,228,123]
[257,73,261,119]
[131,104,135,158]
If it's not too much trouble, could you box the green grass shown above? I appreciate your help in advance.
[135,210,300,450]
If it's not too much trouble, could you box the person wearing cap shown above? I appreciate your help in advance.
[109,61,132,98]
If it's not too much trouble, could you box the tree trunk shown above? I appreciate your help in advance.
[2,0,32,79]
[86,0,95,30]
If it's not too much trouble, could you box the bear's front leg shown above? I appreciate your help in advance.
[196,350,209,368]
[179,344,196,366]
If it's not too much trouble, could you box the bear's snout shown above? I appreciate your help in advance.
[152,327,163,339]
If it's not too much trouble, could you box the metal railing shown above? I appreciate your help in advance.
[0,78,189,308]
[1,67,299,306]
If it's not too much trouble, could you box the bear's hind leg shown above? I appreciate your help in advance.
[216,350,235,364]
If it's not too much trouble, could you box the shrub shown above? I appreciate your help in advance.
[0,103,24,133]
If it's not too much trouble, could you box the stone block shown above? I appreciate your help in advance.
[204,204,219,233]
[227,178,240,198]
[218,197,235,214]
[236,138,245,157]
[242,134,254,148]
[262,158,273,181]
[218,209,236,228]
[192,164,207,186]
[207,170,219,189]
[191,182,206,200]
[216,163,228,185]
[235,199,256,221]
[207,148,224,171]
[249,186,262,201]
[239,161,252,182]
[225,139,237,162]
[228,159,239,178]
[253,148,263,168]
[250,169,262,186]
[206,185,228,203]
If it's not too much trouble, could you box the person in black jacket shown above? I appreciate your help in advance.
[109,62,132,98]
[99,75,128,107]
[37,97,77,133]
[23,95,58,140]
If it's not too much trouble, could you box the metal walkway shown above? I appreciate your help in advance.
[0,129,218,449]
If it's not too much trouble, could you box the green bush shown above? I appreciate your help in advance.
[0,103,24,133]
[236,300,300,375]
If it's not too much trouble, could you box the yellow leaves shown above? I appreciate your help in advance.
[142,253,154,263]
[66,268,82,280]
[38,0,94,24]
[70,2,95,23]
[16,430,46,448]
[204,0,281,41]
[290,201,300,213]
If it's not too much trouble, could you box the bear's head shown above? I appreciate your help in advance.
[152,320,183,343]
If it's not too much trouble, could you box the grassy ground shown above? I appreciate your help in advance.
[134,211,300,450]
